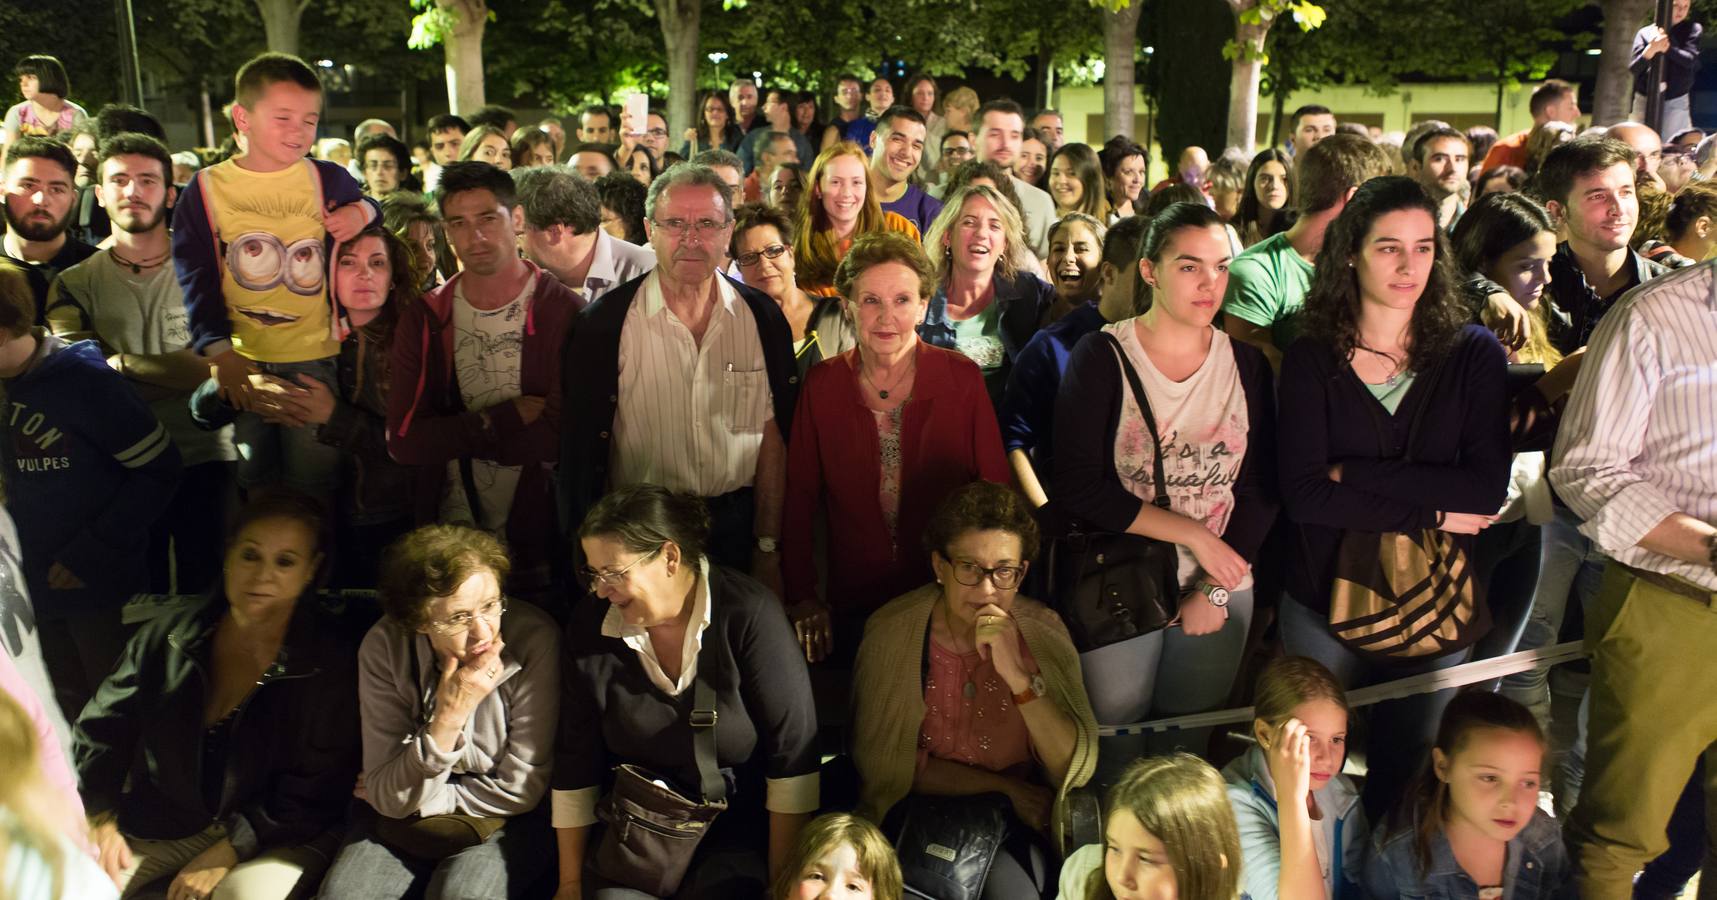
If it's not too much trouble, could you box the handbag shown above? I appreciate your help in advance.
[1325,357,1490,661]
[591,660,727,896]
[1044,331,1181,653]
[374,640,506,860]
[889,792,1013,900]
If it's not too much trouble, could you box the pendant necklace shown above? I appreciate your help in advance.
[860,349,916,400]
[1354,343,1405,388]
[939,599,977,699]
[109,246,170,274]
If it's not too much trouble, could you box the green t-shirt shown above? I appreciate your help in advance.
[1364,371,1417,415]
[1221,230,1315,351]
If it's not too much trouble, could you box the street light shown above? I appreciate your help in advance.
[708,51,729,83]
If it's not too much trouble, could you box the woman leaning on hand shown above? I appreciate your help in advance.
[73,492,361,900]
[851,481,1098,900]
[781,231,1009,667]
[317,524,560,898]
[553,485,820,900]
[1052,202,1279,787]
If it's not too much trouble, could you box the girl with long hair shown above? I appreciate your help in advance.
[679,90,744,157]
[1058,754,1243,900]
[771,813,903,900]
[792,142,920,295]
[1235,149,1293,247]
[1047,143,1112,221]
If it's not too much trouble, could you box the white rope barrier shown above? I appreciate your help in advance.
[1099,641,1588,737]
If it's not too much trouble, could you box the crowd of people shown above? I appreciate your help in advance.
[0,45,1711,900]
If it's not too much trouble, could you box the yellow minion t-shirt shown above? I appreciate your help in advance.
[201,159,339,363]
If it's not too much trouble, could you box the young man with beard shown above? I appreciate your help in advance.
[47,133,236,595]
[869,106,942,233]
[974,98,1053,258]
[1407,126,1471,230]
[1,137,96,323]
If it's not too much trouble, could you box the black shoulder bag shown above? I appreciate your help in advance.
[1043,331,1181,653]
[592,644,728,896]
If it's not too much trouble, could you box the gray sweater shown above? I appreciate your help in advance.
[357,598,560,819]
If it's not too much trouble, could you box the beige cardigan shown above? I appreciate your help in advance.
[850,584,1099,854]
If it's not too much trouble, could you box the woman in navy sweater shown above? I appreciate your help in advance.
[1276,176,1509,820]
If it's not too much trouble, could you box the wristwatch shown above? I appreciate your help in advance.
[1012,673,1046,706]
[756,535,780,554]
[1197,581,1231,608]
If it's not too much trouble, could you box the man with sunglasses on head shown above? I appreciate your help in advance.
[560,163,799,597]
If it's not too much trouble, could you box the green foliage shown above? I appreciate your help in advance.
[1222,0,1326,65]
[0,0,121,110]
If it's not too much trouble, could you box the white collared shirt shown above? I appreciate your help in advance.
[599,558,714,696]
[611,270,773,497]
[577,230,657,303]
[1551,262,1717,591]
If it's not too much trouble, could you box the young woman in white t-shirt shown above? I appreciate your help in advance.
[1052,202,1279,786]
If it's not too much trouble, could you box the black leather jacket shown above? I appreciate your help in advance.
[72,593,362,860]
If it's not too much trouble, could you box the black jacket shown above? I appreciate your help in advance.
[1631,19,1703,100]
[1544,242,1665,355]
[556,272,800,547]
[72,593,362,860]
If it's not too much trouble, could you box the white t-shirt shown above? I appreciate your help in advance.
[440,275,532,534]
[1108,320,1251,590]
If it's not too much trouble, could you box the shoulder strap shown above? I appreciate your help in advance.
[689,576,726,805]
[197,168,226,286]
[1099,331,1170,510]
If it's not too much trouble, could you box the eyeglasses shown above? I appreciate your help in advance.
[944,147,975,161]
[736,243,788,268]
[583,544,664,591]
[645,128,669,138]
[652,217,731,238]
[949,559,1025,590]
[426,597,507,634]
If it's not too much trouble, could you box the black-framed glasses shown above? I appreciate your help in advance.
[426,597,507,635]
[583,544,664,591]
[950,559,1025,590]
[736,243,788,268]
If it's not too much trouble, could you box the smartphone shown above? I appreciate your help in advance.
[625,94,649,137]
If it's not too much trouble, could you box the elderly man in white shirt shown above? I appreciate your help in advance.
[559,163,800,594]
[513,166,655,304]
[1549,260,1717,899]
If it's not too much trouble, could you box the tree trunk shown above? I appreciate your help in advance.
[1595,0,1653,124]
[1102,2,1144,140]
[1037,46,1056,113]
[440,0,486,115]
[254,0,308,56]
[1226,6,1269,154]
[658,0,702,147]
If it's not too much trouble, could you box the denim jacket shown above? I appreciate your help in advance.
[1362,807,1572,900]
[918,270,1053,406]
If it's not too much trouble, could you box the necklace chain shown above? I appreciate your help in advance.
[109,246,171,274]
[860,348,916,400]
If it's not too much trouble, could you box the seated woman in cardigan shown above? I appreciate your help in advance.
[850,480,1099,899]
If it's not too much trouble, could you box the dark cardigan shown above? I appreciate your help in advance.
[553,566,819,841]
[1049,327,1279,566]
[556,272,800,546]
[1275,324,1511,614]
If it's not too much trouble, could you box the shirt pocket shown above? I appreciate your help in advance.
[721,368,769,435]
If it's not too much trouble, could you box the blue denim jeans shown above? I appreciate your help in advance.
[233,357,340,505]
[1500,506,1608,723]
[1278,594,1471,821]
[1081,588,1256,791]
[318,803,552,899]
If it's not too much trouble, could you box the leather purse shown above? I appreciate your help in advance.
[1325,357,1489,661]
[890,792,1013,900]
[591,661,727,896]
[1044,332,1181,653]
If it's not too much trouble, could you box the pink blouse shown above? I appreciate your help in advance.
[916,633,1038,777]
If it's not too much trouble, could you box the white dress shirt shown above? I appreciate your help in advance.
[576,229,657,303]
[611,271,773,497]
[1551,262,1717,591]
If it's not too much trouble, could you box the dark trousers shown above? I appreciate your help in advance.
[1469,518,1544,672]
[37,607,128,721]
[1634,764,1708,900]
[148,461,234,594]
[703,488,756,572]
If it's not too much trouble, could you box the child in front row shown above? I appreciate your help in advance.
[1363,691,1571,900]
[1226,656,1367,900]
[773,812,903,900]
[172,51,378,505]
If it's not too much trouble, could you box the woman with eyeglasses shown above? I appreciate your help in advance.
[781,232,1008,668]
[553,484,819,900]
[319,523,560,898]
[73,492,361,900]
[850,480,1097,899]
[732,203,855,376]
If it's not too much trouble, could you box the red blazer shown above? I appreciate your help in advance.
[783,343,1010,617]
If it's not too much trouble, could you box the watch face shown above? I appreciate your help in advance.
[1030,674,1046,696]
[1209,587,1230,607]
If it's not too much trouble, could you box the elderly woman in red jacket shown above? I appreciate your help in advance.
[782,231,1009,666]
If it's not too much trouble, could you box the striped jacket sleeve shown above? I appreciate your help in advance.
[54,365,181,581]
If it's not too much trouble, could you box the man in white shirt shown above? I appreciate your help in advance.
[559,163,799,592]
[1550,261,1717,898]
[974,98,1052,259]
[514,165,655,305]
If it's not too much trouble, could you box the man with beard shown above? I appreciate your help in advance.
[47,132,236,595]
[1407,126,1472,230]
[2,137,95,323]
[558,163,797,592]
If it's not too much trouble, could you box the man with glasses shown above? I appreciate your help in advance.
[559,163,800,593]
[386,162,582,597]
[356,133,414,199]
[930,130,975,198]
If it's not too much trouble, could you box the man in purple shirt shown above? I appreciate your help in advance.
[869,106,943,234]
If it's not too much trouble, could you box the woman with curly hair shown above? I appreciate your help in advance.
[1276,174,1510,817]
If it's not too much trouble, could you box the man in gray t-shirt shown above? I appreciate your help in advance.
[46,134,235,593]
